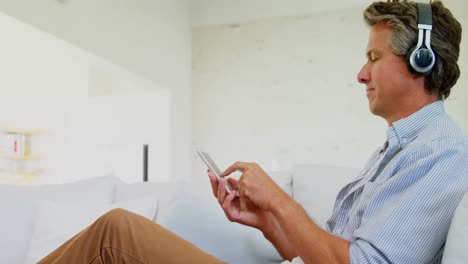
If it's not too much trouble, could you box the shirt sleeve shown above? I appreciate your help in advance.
[349,139,468,263]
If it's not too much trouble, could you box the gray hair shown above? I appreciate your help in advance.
[363,0,462,99]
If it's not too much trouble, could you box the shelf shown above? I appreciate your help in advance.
[0,129,45,136]
[0,170,45,184]
[0,170,43,177]
[0,128,45,185]
[0,153,43,160]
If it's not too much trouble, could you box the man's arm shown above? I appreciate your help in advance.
[217,181,297,260]
[221,162,351,263]
[261,211,298,260]
[220,178,348,262]
[269,190,350,264]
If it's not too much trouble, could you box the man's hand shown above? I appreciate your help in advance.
[222,162,289,212]
[208,165,299,260]
[207,170,272,230]
[207,166,304,260]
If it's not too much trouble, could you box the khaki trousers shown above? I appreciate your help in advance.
[38,208,227,264]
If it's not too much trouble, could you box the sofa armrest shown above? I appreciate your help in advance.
[442,192,468,263]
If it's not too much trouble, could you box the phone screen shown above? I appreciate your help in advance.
[196,150,234,193]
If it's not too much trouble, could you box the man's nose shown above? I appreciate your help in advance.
[357,63,370,84]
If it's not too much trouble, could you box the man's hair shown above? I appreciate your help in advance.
[363,0,462,99]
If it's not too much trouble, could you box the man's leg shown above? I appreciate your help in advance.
[38,208,226,264]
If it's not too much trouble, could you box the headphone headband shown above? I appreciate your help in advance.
[417,3,432,26]
[407,2,436,75]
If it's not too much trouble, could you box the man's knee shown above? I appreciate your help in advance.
[97,208,134,227]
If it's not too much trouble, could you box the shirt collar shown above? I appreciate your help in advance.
[386,100,445,149]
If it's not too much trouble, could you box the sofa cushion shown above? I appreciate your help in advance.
[442,192,468,264]
[114,178,287,264]
[114,169,292,224]
[292,163,360,227]
[157,182,283,264]
[0,175,115,264]
[114,180,180,221]
[24,195,158,264]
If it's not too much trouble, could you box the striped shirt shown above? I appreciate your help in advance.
[285,101,468,264]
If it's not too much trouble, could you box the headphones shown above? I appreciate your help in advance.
[407,3,436,75]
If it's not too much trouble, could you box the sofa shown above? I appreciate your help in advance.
[0,164,466,264]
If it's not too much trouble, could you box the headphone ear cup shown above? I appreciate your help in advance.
[407,46,435,75]
[406,46,418,74]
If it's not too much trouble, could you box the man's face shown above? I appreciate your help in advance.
[357,23,416,125]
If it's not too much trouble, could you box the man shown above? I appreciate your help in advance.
[39,1,467,263]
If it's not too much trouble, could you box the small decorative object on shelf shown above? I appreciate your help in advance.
[0,128,45,184]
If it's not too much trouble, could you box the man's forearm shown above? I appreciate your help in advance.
[261,212,298,261]
[270,192,350,264]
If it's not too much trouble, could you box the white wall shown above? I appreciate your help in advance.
[191,0,468,26]
[0,12,170,184]
[191,0,369,26]
[191,5,468,181]
[0,0,192,181]
[59,91,170,183]
[1,0,465,182]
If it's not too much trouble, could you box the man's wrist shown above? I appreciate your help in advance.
[260,213,276,239]
[268,188,294,217]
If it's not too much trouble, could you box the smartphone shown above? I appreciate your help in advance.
[196,149,235,193]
